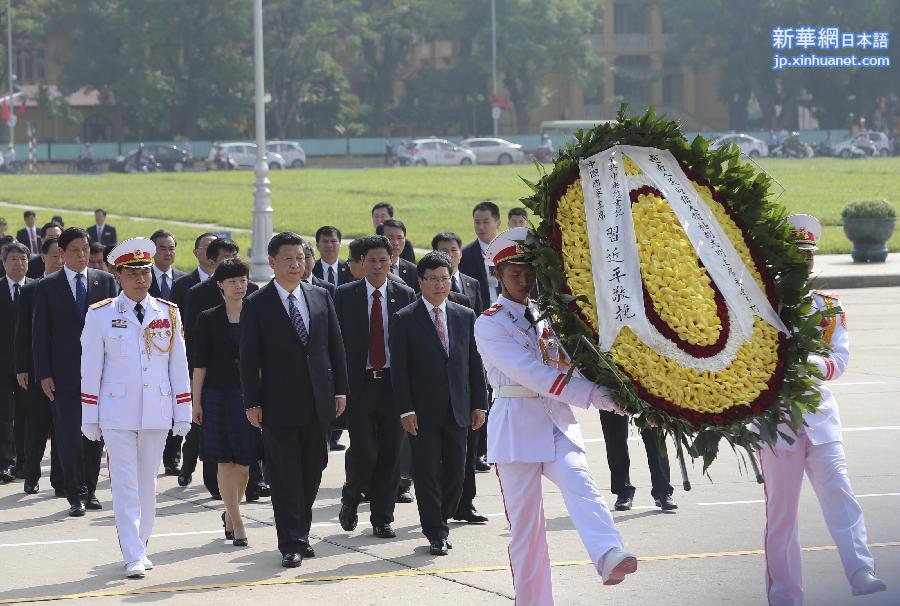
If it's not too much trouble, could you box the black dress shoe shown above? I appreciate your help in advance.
[164,466,180,476]
[0,467,14,483]
[655,495,678,512]
[339,502,358,532]
[209,491,222,500]
[68,502,86,517]
[255,483,270,497]
[373,524,396,539]
[328,441,346,451]
[281,552,302,568]
[298,542,315,558]
[396,489,414,504]
[452,509,489,524]
[474,456,491,473]
[244,491,260,503]
[24,482,39,495]
[85,495,102,510]
[429,539,449,556]
[614,495,633,511]
[177,473,192,487]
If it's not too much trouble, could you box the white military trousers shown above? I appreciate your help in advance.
[495,428,623,606]
[760,434,874,606]
[104,428,168,565]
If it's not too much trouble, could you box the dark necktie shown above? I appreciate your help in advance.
[29,229,37,254]
[524,305,538,333]
[451,275,462,293]
[75,273,88,318]
[369,289,386,369]
[13,282,20,303]
[134,302,144,324]
[327,265,336,286]
[287,293,310,346]
[389,264,398,275]
[160,273,171,300]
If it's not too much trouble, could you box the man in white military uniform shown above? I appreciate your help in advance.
[760,214,886,605]
[474,227,637,606]
[80,238,192,578]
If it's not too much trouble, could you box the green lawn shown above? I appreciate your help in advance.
[1,157,897,271]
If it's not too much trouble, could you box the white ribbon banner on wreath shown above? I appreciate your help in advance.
[579,145,787,354]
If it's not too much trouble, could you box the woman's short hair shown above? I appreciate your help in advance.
[213,256,250,282]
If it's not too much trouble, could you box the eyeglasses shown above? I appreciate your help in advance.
[422,276,452,284]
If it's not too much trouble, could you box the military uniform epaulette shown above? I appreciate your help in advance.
[482,303,503,316]
[155,298,178,307]
[89,298,114,310]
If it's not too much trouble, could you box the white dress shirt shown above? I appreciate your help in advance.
[197,267,211,283]
[320,260,339,284]
[63,265,89,300]
[365,279,390,368]
[273,280,310,333]
[6,275,25,300]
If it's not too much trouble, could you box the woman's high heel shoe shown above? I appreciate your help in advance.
[222,512,234,540]
[232,536,248,547]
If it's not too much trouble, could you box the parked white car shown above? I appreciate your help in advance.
[208,142,286,169]
[858,131,892,156]
[267,140,307,168]
[408,138,477,166]
[711,133,769,158]
[460,138,525,164]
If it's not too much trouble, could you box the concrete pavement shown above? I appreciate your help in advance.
[1,287,898,605]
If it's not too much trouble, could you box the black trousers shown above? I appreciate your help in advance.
[457,425,479,512]
[263,418,328,555]
[22,382,62,488]
[0,375,26,470]
[398,434,413,493]
[52,391,103,505]
[410,411,467,541]
[599,410,672,500]
[342,376,403,526]
[162,430,182,470]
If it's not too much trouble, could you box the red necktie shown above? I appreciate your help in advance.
[29,228,37,254]
[369,289,386,369]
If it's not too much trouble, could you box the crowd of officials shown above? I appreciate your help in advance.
[0,202,676,566]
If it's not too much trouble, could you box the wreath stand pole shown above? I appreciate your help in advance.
[747,448,764,484]
[674,429,691,491]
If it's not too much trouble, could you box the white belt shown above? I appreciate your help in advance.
[496,385,541,398]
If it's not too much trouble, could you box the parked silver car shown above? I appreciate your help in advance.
[208,142,286,169]
[407,138,477,166]
[460,138,525,164]
[711,133,769,158]
[267,140,307,168]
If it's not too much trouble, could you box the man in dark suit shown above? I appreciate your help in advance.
[371,202,415,263]
[32,228,118,515]
[377,219,418,292]
[0,242,31,482]
[302,242,335,295]
[458,201,502,313]
[241,232,349,568]
[432,231,490,520]
[391,252,487,555]
[170,232,218,310]
[148,229,186,301]
[17,210,41,256]
[334,235,416,538]
[25,223,63,279]
[16,238,65,495]
[85,209,117,246]
[312,226,352,288]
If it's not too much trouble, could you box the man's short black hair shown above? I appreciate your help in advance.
[416,251,451,278]
[103,244,116,260]
[508,207,528,220]
[472,201,500,219]
[58,227,90,251]
[2,241,30,260]
[194,232,217,250]
[40,222,62,237]
[51,215,64,227]
[315,225,342,243]
[23,210,35,220]
[267,231,304,257]
[89,241,104,255]
[371,202,394,217]
[431,231,462,250]
[379,218,407,235]
[206,237,239,261]
[150,229,176,245]
[41,237,59,255]
[359,235,392,259]
[213,256,250,282]
[347,237,365,261]
[94,208,107,217]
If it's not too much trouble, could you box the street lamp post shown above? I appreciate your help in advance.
[250,0,273,282]
[6,0,14,148]
[491,0,498,137]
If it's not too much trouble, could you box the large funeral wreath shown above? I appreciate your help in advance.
[520,106,834,470]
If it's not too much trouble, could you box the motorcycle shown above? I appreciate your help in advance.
[530,144,556,163]
[770,133,814,158]
[205,153,237,171]
[68,156,101,173]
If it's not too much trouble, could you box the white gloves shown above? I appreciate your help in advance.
[81,423,102,441]
[172,422,191,437]
[590,385,626,416]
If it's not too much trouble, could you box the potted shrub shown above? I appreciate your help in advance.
[841,199,896,262]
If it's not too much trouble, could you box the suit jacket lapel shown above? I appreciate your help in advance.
[54,269,79,319]
[299,281,318,342]
[265,281,300,344]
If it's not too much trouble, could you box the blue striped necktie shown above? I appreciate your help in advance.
[287,293,309,346]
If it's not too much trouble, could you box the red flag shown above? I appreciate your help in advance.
[17,99,26,117]
[0,100,9,122]
[490,93,508,110]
